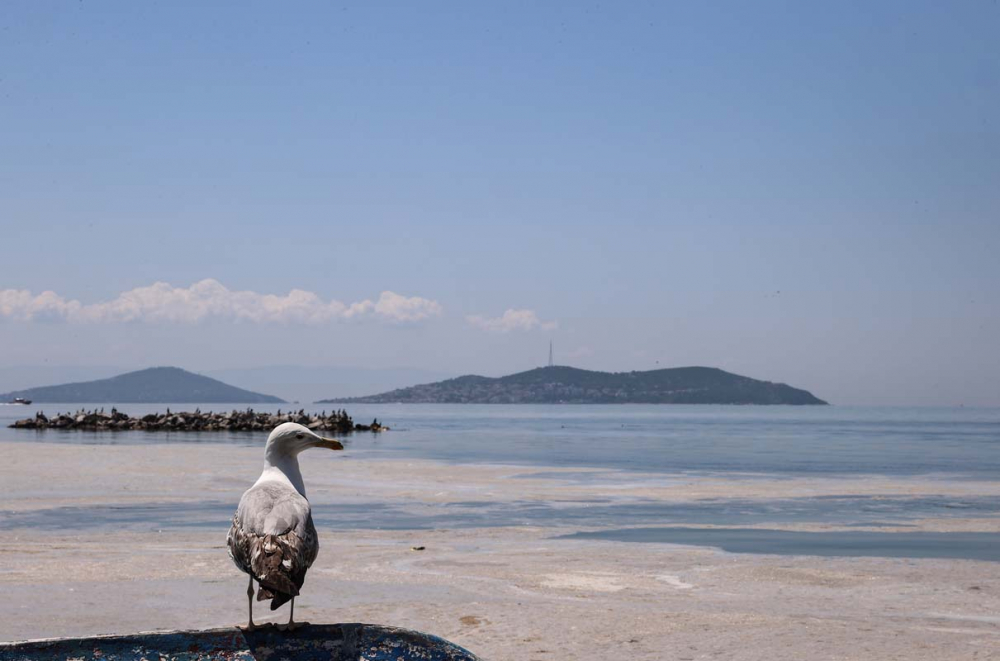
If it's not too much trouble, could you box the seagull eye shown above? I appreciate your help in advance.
[296,433,304,439]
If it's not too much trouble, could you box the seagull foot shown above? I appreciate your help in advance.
[243,622,276,633]
[277,621,308,632]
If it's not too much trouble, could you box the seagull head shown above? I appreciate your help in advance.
[265,421,344,459]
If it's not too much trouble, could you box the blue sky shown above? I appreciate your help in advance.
[1,1,998,405]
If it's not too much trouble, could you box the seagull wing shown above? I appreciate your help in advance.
[227,481,319,609]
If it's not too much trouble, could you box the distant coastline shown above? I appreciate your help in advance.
[318,365,828,405]
[8,407,386,433]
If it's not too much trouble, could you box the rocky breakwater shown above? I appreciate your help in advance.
[9,407,388,433]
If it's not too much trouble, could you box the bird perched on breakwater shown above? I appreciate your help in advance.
[227,422,344,630]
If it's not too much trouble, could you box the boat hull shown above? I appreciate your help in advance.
[0,623,480,661]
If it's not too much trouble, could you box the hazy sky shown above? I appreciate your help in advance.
[1,1,998,406]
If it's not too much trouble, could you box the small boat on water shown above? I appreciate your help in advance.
[6,397,31,405]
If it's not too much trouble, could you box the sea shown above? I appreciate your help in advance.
[3,403,999,560]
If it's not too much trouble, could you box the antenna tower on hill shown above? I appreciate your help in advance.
[548,340,554,367]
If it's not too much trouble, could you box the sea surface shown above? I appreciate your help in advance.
[3,403,999,477]
[3,403,1000,560]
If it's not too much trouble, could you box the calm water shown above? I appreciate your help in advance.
[4,404,1000,560]
[3,403,999,478]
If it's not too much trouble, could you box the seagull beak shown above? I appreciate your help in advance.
[314,436,344,451]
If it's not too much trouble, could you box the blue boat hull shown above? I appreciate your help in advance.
[0,623,480,661]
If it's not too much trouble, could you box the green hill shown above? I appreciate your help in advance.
[1,367,285,404]
[317,366,828,405]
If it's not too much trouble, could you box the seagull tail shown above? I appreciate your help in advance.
[269,591,294,610]
[257,584,295,610]
[257,574,299,610]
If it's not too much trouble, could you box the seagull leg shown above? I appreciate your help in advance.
[246,576,255,631]
[278,597,307,631]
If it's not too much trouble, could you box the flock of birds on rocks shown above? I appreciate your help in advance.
[8,407,388,433]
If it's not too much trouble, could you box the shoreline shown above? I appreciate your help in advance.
[2,441,999,658]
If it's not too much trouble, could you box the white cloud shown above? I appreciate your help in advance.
[466,308,558,333]
[0,279,442,325]
[0,289,82,322]
[372,290,443,322]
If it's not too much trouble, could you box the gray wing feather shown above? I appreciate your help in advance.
[227,481,319,603]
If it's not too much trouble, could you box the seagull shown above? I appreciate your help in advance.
[227,422,344,630]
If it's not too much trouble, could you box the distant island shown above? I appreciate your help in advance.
[0,367,285,404]
[316,366,828,405]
